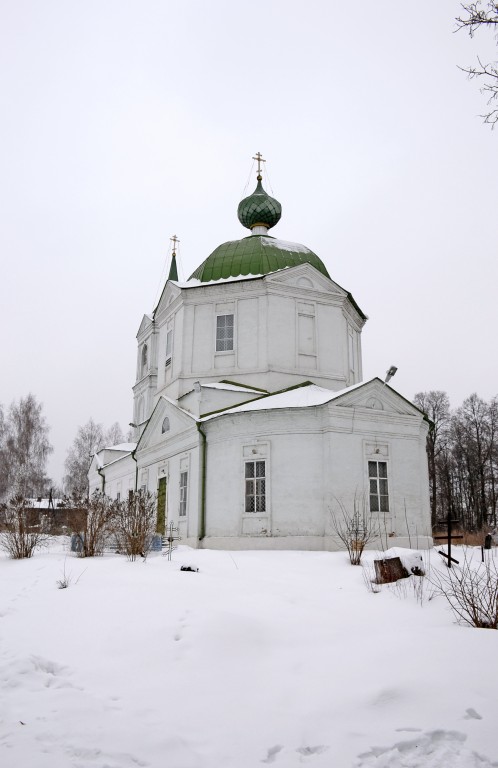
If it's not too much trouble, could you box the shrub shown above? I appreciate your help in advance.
[330,496,379,565]
[72,491,114,557]
[431,549,498,629]
[0,495,47,559]
[113,491,157,561]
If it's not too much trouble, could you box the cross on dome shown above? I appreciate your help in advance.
[252,151,266,180]
[170,234,180,255]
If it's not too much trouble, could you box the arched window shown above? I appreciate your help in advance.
[141,344,148,376]
[161,417,170,434]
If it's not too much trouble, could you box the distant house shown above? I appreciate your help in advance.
[89,167,431,550]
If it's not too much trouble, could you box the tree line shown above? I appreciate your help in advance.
[0,394,129,503]
[414,391,498,533]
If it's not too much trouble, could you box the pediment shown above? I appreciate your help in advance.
[137,314,153,338]
[265,263,346,296]
[136,396,196,452]
[331,379,423,418]
[154,281,182,318]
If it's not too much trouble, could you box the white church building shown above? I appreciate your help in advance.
[89,161,431,550]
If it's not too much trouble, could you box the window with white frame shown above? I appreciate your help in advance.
[216,313,234,352]
[165,329,173,368]
[245,460,266,513]
[179,471,188,516]
[368,460,389,513]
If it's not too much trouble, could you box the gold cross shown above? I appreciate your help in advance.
[252,152,266,177]
[170,234,180,253]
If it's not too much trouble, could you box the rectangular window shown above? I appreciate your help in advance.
[165,329,173,367]
[116,492,121,502]
[179,471,188,517]
[245,460,266,513]
[216,314,234,352]
[368,461,389,513]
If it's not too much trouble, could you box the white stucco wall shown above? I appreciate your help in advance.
[144,265,365,409]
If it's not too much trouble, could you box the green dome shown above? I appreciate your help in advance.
[237,178,282,231]
[189,235,330,283]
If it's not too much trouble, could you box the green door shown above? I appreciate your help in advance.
[157,477,167,534]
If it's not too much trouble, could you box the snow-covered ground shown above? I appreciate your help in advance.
[1,541,497,768]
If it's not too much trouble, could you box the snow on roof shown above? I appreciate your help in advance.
[172,273,264,289]
[201,380,374,421]
[201,382,263,393]
[260,236,311,254]
[105,443,137,452]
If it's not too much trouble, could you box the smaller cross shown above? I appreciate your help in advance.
[164,520,181,561]
[252,151,266,178]
[170,234,180,254]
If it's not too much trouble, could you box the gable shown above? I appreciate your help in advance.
[136,396,197,453]
[153,281,182,319]
[265,263,367,322]
[330,378,423,418]
[265,263,346,296]
[137,313,153,338]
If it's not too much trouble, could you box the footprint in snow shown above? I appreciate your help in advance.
[464,708,483,720]
[355,729,497,767]
[296,745,328,757]
[261,744,283,763]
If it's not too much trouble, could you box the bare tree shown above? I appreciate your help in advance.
[113,491,157,561]
[0,495,48,559]
[0,395,53,501]
[64,419,128,498]
[456,2,498,125]
[452,394,495,530]
[64,419,105,498]
[330,496,379,565]
[104,422,125,447]
[414,391,451,530]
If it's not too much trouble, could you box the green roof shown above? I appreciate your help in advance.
[189,235,330,282]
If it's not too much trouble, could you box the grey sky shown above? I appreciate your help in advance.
[1,1,497,485]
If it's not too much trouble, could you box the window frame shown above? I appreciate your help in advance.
[165,328,173,368]
[368,460,389,514]
[244,459,266,514]
[215,313,234,353]
[179,471,188,517]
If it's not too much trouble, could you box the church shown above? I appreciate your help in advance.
[89,156,432,550]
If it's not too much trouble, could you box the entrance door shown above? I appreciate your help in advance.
[157,477,167,535]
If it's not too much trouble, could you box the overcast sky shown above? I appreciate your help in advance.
[1,1,497,486]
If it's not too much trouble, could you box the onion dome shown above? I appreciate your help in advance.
[189,234,330,282]
[237,176,282,233]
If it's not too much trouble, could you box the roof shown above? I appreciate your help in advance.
[200,380,371,420]
[197,382,263,393]
[189,234,330,282]
[237,178,282,231]
[200,379,426,421]
[105,443,137,452]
